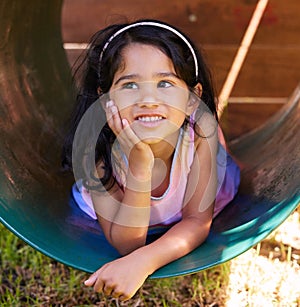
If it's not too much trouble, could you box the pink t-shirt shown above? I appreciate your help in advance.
[72,125,240,226]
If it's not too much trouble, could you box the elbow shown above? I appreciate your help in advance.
[183,216,212,249]
[202,226,211,243]
[199,219,212,244]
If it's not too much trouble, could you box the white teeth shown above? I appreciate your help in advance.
[137,116,163,122]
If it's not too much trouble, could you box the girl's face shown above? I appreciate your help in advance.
[109,43,199,144]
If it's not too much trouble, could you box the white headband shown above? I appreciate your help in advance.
[99,21,199,79]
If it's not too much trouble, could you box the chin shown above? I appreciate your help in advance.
[142,137,164,145]
[135,132,163,144]
[136,128,181,145]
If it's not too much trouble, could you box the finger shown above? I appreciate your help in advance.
[112,286,133,302]
[111,291,123,299]
[104,100,113,118]
[118,293,132,302]
[121,118,129,127]
[105,102,116,131]
[105,101,116,129]
[103,285,114,296]
[106,101,123,134]
[120,119,141,146]
[93,277,105,293]
[111,105,123,132]
[84,273,97,286]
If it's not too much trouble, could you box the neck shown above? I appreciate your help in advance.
[149,130,180,162]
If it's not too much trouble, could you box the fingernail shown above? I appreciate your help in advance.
[111,106,117,114]
[106,100,113,108]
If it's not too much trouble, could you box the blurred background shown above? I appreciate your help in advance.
[62,0,300,140]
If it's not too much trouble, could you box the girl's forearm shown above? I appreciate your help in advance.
[108,175,152,255]
[130,217,212,275]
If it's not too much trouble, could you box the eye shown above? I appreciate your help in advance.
[122,82,138,90]
[158,80,173,88]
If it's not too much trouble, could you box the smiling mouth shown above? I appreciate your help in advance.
[137,116,164,122]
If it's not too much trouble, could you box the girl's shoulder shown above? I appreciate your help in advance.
[191,113,219,151]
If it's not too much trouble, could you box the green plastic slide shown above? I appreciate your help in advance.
[0,1,299,278]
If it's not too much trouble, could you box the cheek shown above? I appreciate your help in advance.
[163,90,190,113]
[166,98,190,119]
[118,107,132,121]
[110,91,137,112]
[168,108,187,127]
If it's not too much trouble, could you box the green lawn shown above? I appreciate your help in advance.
[0,223,229,306]
[1,209,299,306]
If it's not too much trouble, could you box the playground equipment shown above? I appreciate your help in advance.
[0,1,299,278]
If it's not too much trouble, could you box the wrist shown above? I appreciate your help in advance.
[130,247,157,275]
[126,169,152,193]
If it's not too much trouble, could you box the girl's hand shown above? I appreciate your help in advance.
[84,253,151,301]
[105,100,154,179]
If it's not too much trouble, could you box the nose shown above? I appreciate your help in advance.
[136,82,159,108]
[137,98,159,109]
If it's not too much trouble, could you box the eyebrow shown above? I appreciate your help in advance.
[114,74,139,85]
[155,72,179,79]
[114,72,180,85]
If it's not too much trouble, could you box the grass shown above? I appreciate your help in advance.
[1,209,299,306]
[0,223,229,306]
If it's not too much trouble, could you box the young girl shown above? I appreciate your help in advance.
[62,19,240,301]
